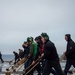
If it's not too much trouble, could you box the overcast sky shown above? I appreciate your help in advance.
[0,0,75,55]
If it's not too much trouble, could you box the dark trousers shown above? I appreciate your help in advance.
[64,59,75,75]
[24,58,33,75]
[0,57,4,63]
[35,63,41,75]
[41,59,46,72]
[42,58,64,75]
[50,69,58,75]
[41,59,58,75]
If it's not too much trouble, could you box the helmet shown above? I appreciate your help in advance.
[27,37,33,42]
[23,41,28,44]
[41,33,49,41]
[65,34,71,41]
[35,36,41,41]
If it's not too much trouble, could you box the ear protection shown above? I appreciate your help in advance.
[44,36,49,41]
[41,33,49,41]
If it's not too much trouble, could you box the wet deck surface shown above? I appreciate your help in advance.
[0,70,75,75]
[0,61,75,75]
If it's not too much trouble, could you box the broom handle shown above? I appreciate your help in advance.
[25,61,40,75]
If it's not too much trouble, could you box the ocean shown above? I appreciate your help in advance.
[2,54,14,61]
[1,54,63,61]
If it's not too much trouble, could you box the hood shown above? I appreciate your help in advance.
[65,34,72,42]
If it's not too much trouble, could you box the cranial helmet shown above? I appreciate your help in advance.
[27,37,33,42]
[41,33,49,41]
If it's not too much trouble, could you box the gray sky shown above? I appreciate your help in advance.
[0,0,75,54]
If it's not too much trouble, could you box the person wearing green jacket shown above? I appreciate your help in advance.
[26,37,41,75]
[27,37,37,59]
